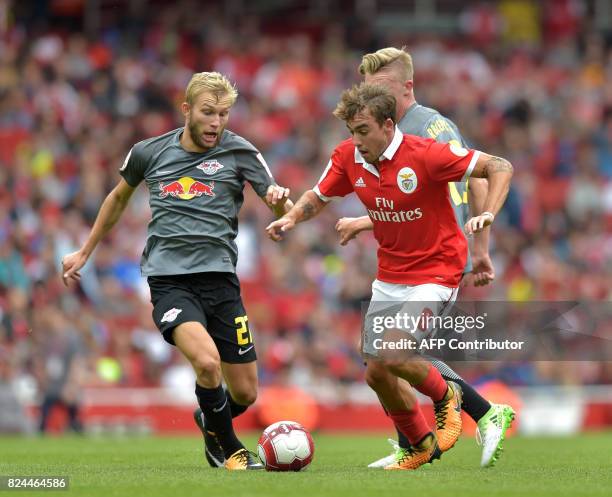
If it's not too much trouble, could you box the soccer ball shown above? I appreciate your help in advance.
[257,420,314,471]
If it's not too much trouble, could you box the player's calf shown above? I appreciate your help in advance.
[383,358,431,387]
[223,360,259,416]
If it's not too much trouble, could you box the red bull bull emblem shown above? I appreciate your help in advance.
[159,177,215,199]
[196,160,224,175]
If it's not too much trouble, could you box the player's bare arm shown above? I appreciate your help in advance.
[265,190,327,241]
[263,184,294,218]
[335,216,373,246]
[62,178,136,286]
[465,154,513,234]
[467,177,495,286]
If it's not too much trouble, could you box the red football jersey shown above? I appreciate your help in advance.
[314,128,480,287]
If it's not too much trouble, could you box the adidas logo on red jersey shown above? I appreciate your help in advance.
[355,177,366,187]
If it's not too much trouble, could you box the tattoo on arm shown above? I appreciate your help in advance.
[291,191,325,222]
[285,189,327,223]
[302,201,316,220]
[484,156,513,175]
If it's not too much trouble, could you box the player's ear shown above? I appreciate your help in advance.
[403,79,414,95]
[384,117,395,131]
[181,102,191,118]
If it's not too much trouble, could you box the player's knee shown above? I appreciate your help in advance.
[231,388,257,406]
[365,363,391,390]
[192,353,221,383]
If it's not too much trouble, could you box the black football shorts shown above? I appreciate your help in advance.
[148,272,256,363]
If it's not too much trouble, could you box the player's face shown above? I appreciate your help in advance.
[185,91,233,151]
[346,109,394,165]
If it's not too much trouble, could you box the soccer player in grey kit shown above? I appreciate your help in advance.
[61,72,292,470]
[335,48,515,468]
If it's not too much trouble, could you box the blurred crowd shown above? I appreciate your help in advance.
[0,0,611,418]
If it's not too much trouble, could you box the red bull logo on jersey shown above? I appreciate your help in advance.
[159,177,215,199]
[196,160,224,175]
[397,167,418,194]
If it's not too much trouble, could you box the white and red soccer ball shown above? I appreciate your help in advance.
[257,420,314,471]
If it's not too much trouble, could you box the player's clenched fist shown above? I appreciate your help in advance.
[464,212,494,235]
[266,215,295,241]
[265,185,290,207]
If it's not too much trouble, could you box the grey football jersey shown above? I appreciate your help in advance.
[119,128,275,276]
[398,104,472,273]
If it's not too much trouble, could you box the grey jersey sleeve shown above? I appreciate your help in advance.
[237,150,276,197]
[119,143,147,187]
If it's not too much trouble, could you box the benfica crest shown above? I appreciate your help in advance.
[397,167,418,194]
[196,160,224,175]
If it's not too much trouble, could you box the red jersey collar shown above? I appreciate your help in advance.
[354,126,403,177]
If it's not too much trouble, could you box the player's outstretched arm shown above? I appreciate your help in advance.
[467,177,495,286]
[465,154,513,235]
[335,216,373,246]
[263,184,294,218]
[266,190,327,241]
[62,178,136,286]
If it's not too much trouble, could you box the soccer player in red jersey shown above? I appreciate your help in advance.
[266,83,513,470]
[338,47,515,469]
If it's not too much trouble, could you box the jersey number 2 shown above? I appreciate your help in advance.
[235,315,252,345]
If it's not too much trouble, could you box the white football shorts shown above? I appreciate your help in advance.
[362,280,458,357]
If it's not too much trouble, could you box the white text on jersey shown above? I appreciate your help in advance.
[375,197,394,209]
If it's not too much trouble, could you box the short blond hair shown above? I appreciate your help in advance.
[333,83,396,126]
[185,72,238,106]
[358,46,414,81]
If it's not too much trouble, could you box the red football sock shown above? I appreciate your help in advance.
[388,404,431,446]
[413,364,448,402]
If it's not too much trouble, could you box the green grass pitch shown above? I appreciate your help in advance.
[1,432,610,497]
